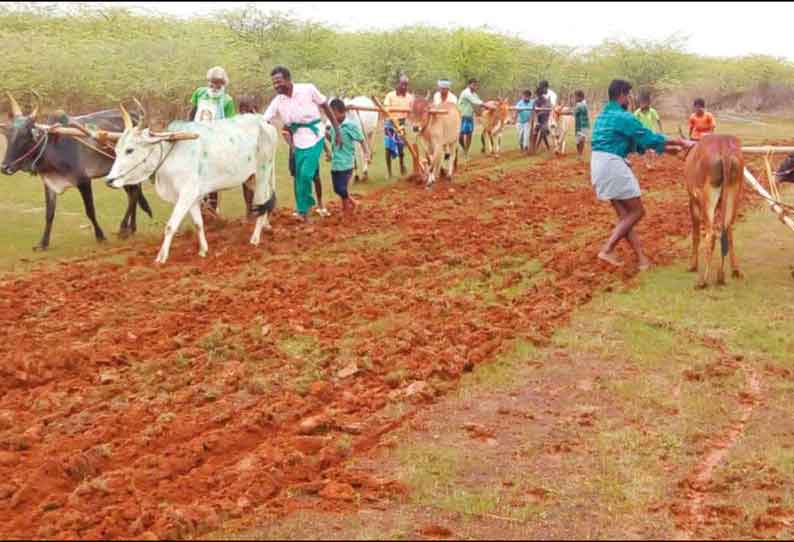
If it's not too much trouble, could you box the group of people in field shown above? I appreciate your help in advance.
[184,65,725,271]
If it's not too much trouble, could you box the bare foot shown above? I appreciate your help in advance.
[597,251,624,267]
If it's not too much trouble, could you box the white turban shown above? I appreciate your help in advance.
[437,80,451,89]
[206,66,229,85]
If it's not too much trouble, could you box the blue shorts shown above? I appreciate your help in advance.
[460,116,474,135]
[384,119,406,159]
[332,169,352,199]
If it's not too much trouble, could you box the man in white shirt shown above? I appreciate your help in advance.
[538,80,558,107]
[433,79,458,106]
[263,65,342,222]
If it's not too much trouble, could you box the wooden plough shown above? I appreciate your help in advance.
[741,146,794,234]
[369,95,427,178]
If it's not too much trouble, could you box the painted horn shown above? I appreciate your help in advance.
[6,92,22,117]
[120,103,133,132]
[29,90,41,118]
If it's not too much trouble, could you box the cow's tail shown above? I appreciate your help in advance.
[138,189,153,218]
[719,155,732,257]
[252,129,278,216]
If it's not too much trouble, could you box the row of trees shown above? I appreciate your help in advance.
[3,3,794,116]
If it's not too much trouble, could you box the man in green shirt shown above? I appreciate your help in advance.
[457,78,495,161]
[633,91,663,170]
[590,79,691,270]
[189,66,237,215]
[326,99,364,215]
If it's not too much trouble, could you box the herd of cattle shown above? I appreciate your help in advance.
[0,92,521,263]
[1,92,792,275]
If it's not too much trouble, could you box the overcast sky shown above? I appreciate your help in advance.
[90,1,794,60]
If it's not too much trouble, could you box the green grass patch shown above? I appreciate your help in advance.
[446,257,546,304]
[277,333,325,396]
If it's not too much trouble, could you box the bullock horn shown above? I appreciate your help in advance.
[120,103,133,132]
[132,97,148,129]
[29,90,41,118]
[6,92,22,117]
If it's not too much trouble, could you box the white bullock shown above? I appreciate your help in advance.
[106,109,278,264]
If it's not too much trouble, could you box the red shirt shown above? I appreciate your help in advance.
[688,112,716,140]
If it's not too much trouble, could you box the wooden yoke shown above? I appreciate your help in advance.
[370,95,425,177]
[346,105,448,115]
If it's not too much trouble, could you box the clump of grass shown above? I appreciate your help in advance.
[199,322,244,363]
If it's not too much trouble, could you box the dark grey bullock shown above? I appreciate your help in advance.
[1,93,152,250]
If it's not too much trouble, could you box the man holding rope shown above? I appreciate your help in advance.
[590,79,693,270]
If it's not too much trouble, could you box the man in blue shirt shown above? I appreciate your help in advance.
[514,89,533,151]
[590,79,692,270]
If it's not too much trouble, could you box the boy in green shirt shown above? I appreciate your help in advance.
[573,90,590,158]
[634,91,663,170]
[326,99,365,215]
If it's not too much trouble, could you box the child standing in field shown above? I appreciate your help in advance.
[573,90,590,158]
[634,91,663,169]
[688,97,716,140]
[326,98,364,215]
[514,89,533,151]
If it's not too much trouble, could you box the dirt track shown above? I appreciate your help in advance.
[0,152,698,539]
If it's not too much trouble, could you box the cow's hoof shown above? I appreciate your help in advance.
[694,281,707,290]
[687,265,698,273]
[198,250,207,258]
[732,269,744,279]
[32,244,48,252]
[117,228,133,240]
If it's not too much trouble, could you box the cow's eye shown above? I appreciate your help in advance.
[125,148,134,155]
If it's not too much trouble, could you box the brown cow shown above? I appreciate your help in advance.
[683,134,744,288]
[408,97,461,188]
[480,99,510,156]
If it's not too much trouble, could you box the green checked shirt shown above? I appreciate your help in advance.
[591,100,667,158]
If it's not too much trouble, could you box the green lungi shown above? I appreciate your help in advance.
[288,119,324,217]
[292,139,324,216]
